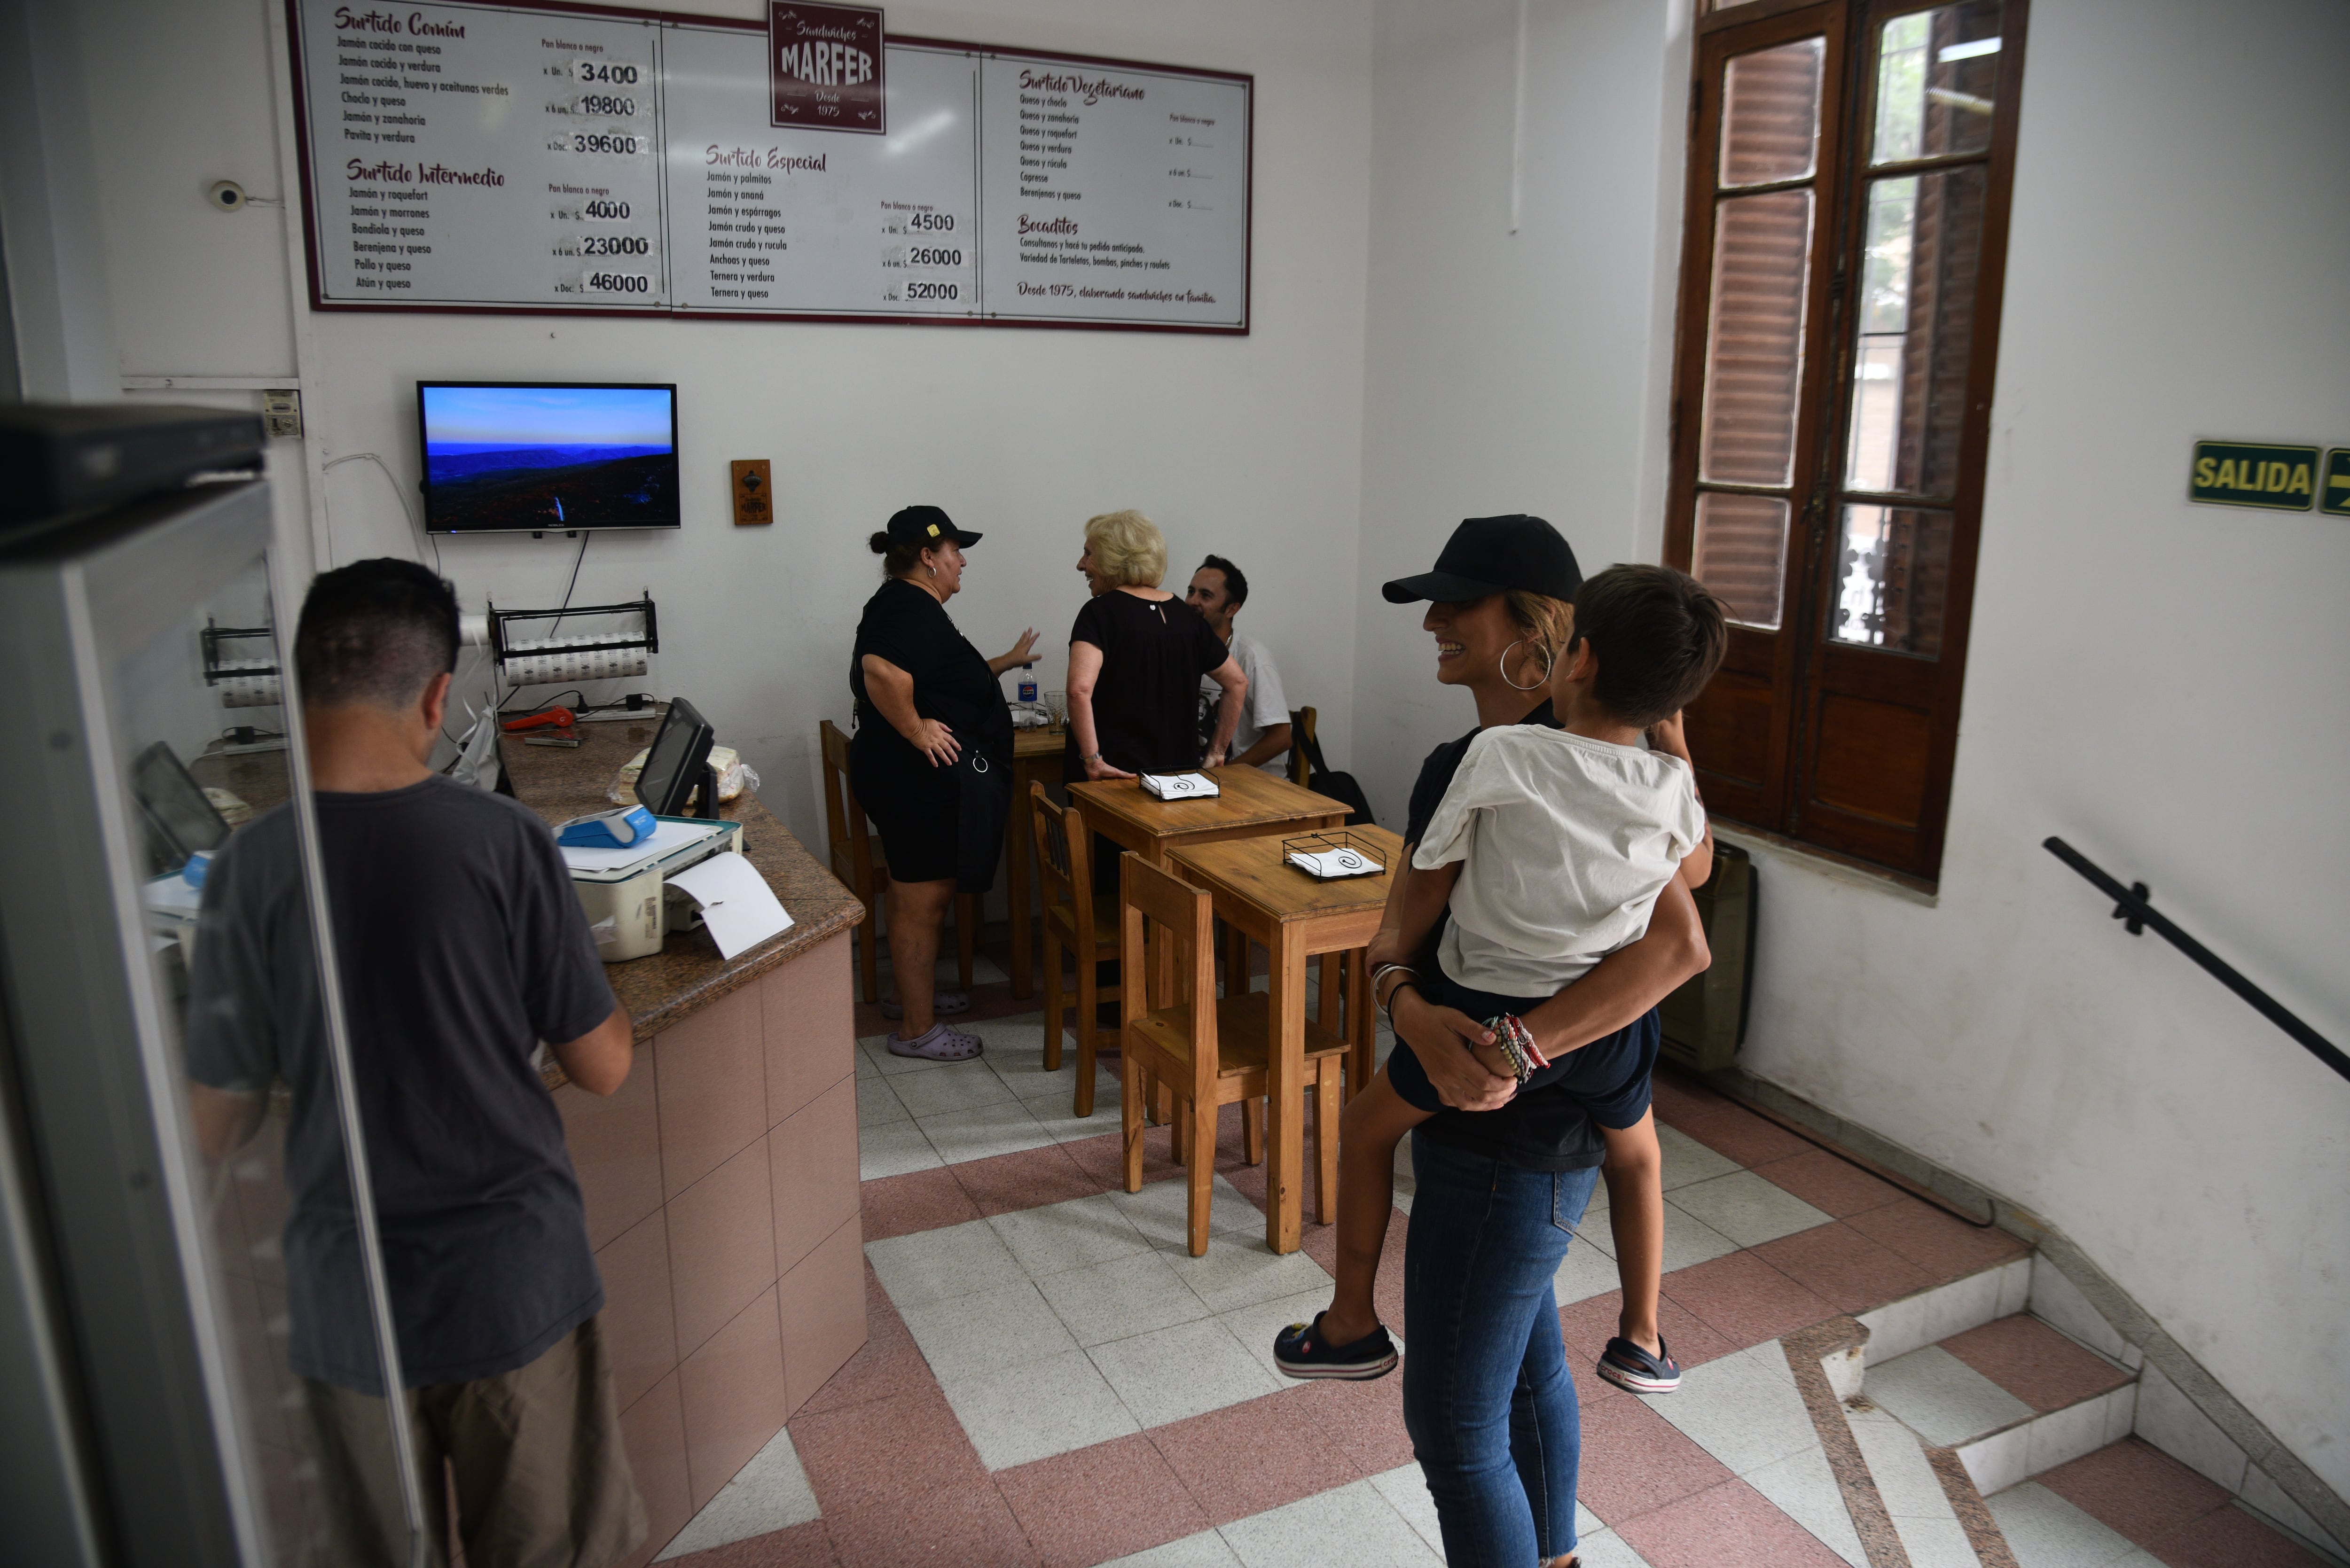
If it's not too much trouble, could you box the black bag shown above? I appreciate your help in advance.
[1296,725,1373,826]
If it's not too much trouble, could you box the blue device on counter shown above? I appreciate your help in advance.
[556,805,658,849]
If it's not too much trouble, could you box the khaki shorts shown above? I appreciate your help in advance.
[303,1315,647,1568]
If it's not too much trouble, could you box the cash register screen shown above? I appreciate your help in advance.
[636,698,715,816]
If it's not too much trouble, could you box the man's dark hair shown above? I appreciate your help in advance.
[1569,564,1727,727]
[1198,554,1248,608]
[294,558,460,710]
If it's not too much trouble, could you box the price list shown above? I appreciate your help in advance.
[290,0,1250,330]
[975,54,1248,328]
[661,27,980,317]
[296,0,666,308]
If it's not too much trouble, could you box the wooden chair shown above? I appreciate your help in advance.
[1285,705,1318,788]
[818,719,977,1006]
[1119,856,1347,1256]
[1029,781,1122,1116]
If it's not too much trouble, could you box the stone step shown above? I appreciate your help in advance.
[1863,1312,2138,1496]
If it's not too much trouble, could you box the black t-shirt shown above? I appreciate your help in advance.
[1398,697,1622,1171]
[850,577,1003,803]
[1065,590,1230,781]
[185,778,615,1394]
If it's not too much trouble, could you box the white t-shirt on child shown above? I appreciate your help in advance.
[1411,725,1705,997]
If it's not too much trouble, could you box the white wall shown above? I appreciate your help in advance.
[1350,0,1689,825]
[78,0,1375,858]
[1356,0,2350,1500]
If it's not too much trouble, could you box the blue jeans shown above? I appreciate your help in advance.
[1402,1129,1601,1567]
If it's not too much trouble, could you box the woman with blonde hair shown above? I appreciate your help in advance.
[1065,509,1248,793]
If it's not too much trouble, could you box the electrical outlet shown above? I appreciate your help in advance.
[263,389,302,439]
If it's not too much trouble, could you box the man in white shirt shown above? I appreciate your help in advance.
[1187,554,1292,773]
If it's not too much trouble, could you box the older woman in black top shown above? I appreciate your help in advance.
[851,506,1037,1060]
[1066,508,1248,786]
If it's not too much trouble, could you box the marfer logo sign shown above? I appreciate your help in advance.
[769,2,885,135]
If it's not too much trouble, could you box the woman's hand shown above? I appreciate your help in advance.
[1082,752,1135,781]
[1202,747,1228,768]
[1393,988,1518,1111]
[1646,710,1691,762]
[988,627,1042,676]
[910,719,961,767]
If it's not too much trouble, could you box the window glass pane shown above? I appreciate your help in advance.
[1694,491,1791,630]
[102,519,422,1562]
[1719,38,1825,188]
[1872,2,2002,165]
[1832,503,1954,655]
[1700,189,1814,488]
[1842,165,1985,497]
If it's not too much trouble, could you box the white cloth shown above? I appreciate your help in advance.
[1412,725,1704,996]
[1199,630,1291,772]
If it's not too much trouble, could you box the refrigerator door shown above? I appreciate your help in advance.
[0,481,424,1567]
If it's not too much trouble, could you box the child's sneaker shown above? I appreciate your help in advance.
[1273,1314,1398,1381]
[1596,1336,1680,1393]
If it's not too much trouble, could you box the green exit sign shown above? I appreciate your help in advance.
[2188,440,2319,511]
[2324,449,2350,517]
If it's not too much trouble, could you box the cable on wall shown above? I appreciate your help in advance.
[321,451,441,574]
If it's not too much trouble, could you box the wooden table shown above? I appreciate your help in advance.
[1167,825,1402,1254]
[1005,726,1066,1000]
[1067,765,1350,873]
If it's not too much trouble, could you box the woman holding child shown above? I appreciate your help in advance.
[1271,515,1727,1568]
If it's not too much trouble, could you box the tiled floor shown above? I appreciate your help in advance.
[636,964,2333,1568]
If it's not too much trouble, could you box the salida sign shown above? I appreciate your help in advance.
[769,3,885,134]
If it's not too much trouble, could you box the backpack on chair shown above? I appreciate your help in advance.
[1288,708,1373,826]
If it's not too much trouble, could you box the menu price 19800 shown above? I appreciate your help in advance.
[290,0,1249,331]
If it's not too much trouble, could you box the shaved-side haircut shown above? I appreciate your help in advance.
[294,557,460,710]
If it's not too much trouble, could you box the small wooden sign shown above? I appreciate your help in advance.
[730,460,774,526]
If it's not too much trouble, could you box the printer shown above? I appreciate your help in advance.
[561,814,744,961]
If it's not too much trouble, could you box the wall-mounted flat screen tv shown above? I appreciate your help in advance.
[418,381,679,533]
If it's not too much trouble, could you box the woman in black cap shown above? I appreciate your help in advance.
[1355,514,1713,1565]
[851,506,1038,1060]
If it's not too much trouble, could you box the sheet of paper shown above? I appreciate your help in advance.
[1286,846,1384,879]
[663,851,793,960]
[558,819,722,875]
[1141,772,1220,800]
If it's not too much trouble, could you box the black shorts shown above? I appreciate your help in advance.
[854,758,959,884]
[1385,962,1657,1133]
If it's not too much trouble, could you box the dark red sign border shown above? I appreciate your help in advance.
[282,0,1252,335]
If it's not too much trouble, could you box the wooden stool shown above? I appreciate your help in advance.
[1029,781,1122,1117]
[819,719,977,1005]
[1117,857,1346,1256]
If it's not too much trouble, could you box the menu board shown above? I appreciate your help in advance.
[288,0,1251,332]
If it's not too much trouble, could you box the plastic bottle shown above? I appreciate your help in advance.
[1017,663,1038,704]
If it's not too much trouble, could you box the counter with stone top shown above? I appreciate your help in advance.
[503,716,867,1563]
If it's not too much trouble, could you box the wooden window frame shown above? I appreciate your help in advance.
[1666,0,2029,886]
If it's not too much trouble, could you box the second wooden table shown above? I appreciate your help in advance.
[1165,822,1403,1255]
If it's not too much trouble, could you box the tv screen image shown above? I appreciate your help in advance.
[419,382,680,533]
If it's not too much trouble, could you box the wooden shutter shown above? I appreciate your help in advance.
[1668,0,2028,884]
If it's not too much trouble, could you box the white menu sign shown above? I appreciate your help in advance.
[289,0,1250,332]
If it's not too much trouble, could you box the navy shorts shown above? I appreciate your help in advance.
[1385,963,1657,1132]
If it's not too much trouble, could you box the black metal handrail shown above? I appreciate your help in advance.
[2044,837,2349,1085]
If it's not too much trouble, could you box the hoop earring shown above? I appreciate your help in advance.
[1500,638,1552,692]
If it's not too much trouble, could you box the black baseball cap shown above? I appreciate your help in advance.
[1382,514,1581,604]
[885,505,982,550]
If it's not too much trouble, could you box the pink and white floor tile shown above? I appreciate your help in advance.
[639,1008,2329,1568]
